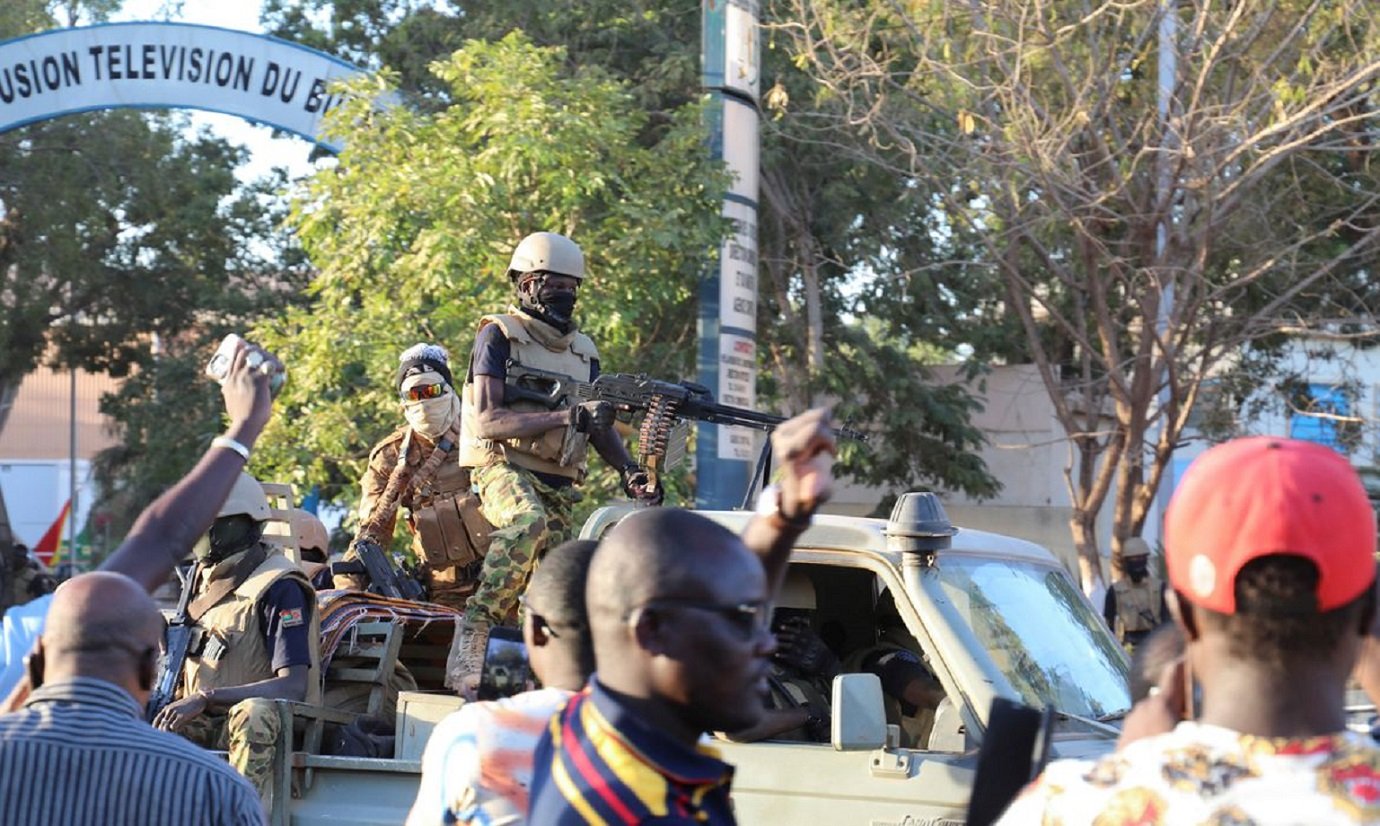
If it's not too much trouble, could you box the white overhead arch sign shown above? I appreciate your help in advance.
[0,22,372,152]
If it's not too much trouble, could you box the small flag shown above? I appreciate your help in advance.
[33,499,71,566]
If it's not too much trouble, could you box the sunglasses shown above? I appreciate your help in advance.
[402,383,448,402]
[637,597,770,639]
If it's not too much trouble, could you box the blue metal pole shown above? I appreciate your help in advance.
[697,0,761,509]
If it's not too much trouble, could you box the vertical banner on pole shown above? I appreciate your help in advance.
[698,0,761,508]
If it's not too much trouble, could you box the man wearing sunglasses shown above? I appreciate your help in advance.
[449,232,657,698]
[529,409,837,825]
[337,343,484,610]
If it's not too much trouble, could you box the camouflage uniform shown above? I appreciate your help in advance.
[458,312,597,629]
[449,309,599,692]
[466,462,576,625]
[344,425,480,609]
[179,546,322,805]
[180,697,281,803]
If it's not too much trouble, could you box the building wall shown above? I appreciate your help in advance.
[1241,339,1380,469]
[825,363,1118,580]
[0,364,120,547]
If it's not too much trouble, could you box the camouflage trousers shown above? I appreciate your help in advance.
[181,697,280,806]
[464,463,576,626]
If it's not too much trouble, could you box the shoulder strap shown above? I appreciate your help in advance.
[408,419,464,492]
[485,313,531,343]
[187,545,269,623]
[359,430,415,542]
[360,420,462,539]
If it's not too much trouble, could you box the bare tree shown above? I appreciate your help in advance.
[777,0,1380,591]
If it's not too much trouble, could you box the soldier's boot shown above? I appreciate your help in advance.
[444,618,490,700]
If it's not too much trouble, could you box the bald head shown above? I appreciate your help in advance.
[587,508,776,739]
[41,572,164,690]
[588,509,752,623]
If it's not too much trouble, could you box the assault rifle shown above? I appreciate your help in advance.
[504,368,865,493]
[332,539,426,601]
[147,562,200,722]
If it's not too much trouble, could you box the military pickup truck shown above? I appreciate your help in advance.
[272,493,1130,825]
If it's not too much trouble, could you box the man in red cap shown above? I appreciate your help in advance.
[997,437,1380,824]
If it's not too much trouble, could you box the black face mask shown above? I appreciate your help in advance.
[541,291,577,322]
[1124,558,1150,582]
[197,515,264,564]
[518,276,578,332]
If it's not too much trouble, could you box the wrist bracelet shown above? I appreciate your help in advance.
[211,435,251,461]
[756,484,812,531]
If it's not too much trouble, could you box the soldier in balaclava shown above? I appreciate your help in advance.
[448,232,659,698]
[336,343,480,609]
[153,472,321,806]
[1103,536,1167,649]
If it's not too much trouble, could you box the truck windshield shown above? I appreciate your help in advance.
[932,557,1130,720]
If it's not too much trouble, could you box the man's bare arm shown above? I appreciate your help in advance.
[590,422,637,470]
[472,375,569,440]
[101,342,274,593]
[153,665,309,733]
[740,408,837,597]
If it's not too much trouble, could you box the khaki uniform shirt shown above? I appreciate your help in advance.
[182,548,322,703]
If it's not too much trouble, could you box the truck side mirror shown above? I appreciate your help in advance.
[831,673,887,751]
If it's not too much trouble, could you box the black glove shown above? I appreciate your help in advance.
[570,400,614,433]
[773,617,839,677]
[621,464,665,505]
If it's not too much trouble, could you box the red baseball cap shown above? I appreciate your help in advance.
[1164,437,1376,614]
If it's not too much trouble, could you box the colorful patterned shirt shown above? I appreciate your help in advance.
[996,721,1380,825]
[528,679,737,825]
[406,687,574,826]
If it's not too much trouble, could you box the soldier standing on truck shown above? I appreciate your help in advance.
[335,343,485,609]
[153,472,322,807]
[448,231,660,698]
[1102,536,1166,649]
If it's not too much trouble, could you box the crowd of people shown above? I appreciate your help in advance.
[1,230,1380,825]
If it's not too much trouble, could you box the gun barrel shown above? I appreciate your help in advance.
[696,402,866,442]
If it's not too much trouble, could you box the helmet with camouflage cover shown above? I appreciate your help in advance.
[292,509,329,555]
[506,232,585,282]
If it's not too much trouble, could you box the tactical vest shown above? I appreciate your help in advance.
[1113,575,1163,635]
[766,665,832,741]
[183,549,322,703]
[459,313,598,480]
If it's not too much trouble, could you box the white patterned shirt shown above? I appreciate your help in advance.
[997,722,1380,825]
[407,687,573,826]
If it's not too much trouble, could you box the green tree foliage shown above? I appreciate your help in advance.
[89,172,309,541]
[755,31,1003,497]
[0,1,302,547]
[265,0,1001,505]
[250,33,726,519]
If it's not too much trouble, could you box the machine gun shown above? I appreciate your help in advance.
[505,368,866,494]
[332,539,426,601]
[147,563,201,722]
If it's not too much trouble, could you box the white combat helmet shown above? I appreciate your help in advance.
[218,472,271,522]
[506,232,585,281]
